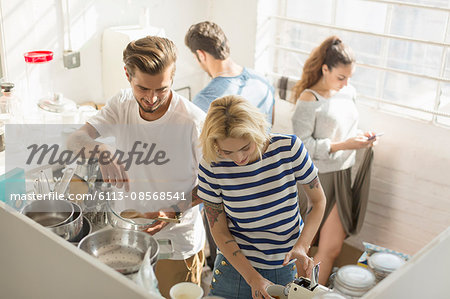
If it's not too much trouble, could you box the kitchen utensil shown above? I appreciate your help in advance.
[50,201,83,240]
[120,209,181,223]
[106,202,166,231]
[78,228,172,274]
[21,200,74,227]
[169,282,203,299]
[266,284,289,299]
[70,216,92,246]
[54,166,75,196]
[310,262,320,290]
[34,170,51,196]
[285,277,330,299]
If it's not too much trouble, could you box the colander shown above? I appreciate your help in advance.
[78,228,164,274]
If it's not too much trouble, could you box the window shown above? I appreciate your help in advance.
[266,0,450,127]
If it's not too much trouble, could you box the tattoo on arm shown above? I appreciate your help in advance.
[203,200,224,229]
[225,239,237,244]
[308,177,320,189]
[232,249,243,256]
[191,185,201,204]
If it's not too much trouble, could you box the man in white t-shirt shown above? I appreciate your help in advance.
[67,36,206,298]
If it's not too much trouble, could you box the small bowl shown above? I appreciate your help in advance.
[50,202,83,240]
[106,201,157,231]
[70,216,92,245]
[267,284,288,299]
[21,200,74,227]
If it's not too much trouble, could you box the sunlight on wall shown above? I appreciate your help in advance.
[67,1,97,51]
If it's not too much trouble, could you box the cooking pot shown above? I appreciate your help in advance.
[70,216,92,246]
[21,199,74,227]
[51,201,83,240]
[78,228,172,274]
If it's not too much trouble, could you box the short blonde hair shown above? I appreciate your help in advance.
[200,95,270,164]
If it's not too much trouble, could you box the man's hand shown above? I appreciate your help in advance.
[143,210,178,235]
[97,144,130,192]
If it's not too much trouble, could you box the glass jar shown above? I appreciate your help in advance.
[333,265,376,298]
[0,82,23,124]
[24,51,54,106]
[0,121,5,152]
[368,252,406,282]
[24,51,54,123]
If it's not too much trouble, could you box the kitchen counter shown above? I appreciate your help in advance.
[0,202,158,299]
[363,226,450,298]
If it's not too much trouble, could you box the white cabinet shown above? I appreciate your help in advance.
[0,202,153,299]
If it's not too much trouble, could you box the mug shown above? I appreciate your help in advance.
[169,282,203,299]
[267,284,289,299]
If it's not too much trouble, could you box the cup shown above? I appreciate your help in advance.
[266,284,289,299]
[169,282,203,299]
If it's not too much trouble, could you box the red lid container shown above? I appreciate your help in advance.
[24,51,53,63]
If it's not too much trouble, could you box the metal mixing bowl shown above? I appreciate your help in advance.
[106,201,158,231]
[77,228,160,274]
[21,200,74,227]
[70,216,92,246]
[50,201,83,240]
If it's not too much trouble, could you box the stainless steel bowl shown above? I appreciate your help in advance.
[21,200,74,227]
[50,202,83,240]
[106,201,157,231]
[70,216,92,246]
[78,228,160,274]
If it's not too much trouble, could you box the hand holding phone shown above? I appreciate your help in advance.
[368,132,384,141]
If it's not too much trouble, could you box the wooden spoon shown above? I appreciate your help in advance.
[120,209,180,223]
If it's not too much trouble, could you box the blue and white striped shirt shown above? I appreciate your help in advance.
[198,134,318,269]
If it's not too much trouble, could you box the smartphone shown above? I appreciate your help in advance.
[368,132,384,141]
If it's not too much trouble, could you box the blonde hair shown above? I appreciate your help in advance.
[200,95,270,164]
[291,36,355,102]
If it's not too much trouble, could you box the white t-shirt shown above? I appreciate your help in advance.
[88,89,206,260]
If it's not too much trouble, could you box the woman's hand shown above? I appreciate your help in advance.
[247,273,273,299]
[283,244,314,278]
[343,134,375,150]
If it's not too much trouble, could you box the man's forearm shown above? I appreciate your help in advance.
[67,131,99,152]
[66,124,104,159]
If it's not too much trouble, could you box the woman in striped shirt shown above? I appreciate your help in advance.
[198,95,326,299]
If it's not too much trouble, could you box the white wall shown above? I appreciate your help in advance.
[348,105,450,254]
[0,0,262,105]
[208,0,258,68]
[0,0,208,104]
[272,97,450,256]
[2,0,449,257]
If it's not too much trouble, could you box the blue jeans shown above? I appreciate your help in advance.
[209,253,296,299]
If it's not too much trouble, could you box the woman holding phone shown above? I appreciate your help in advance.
[291,36,378,285]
